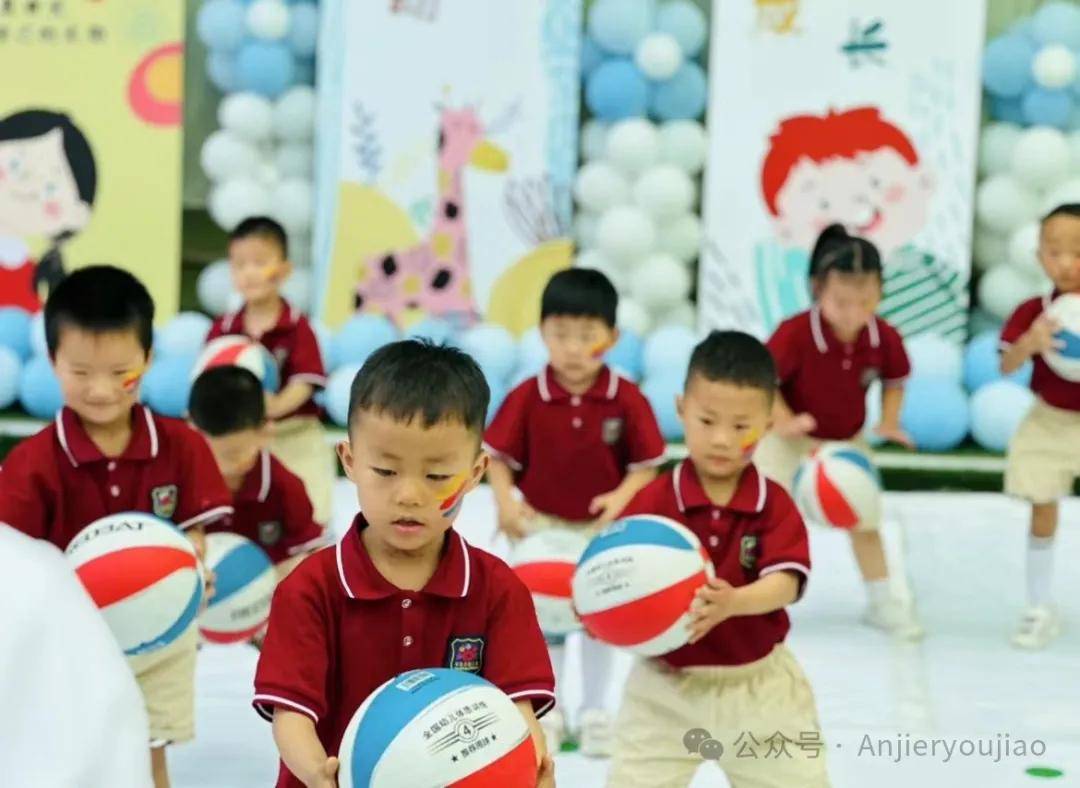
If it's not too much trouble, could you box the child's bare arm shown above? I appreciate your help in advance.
[488,459,533,538]
[688,573,799,644]
[589,466,658,525]
[266,382,315,420]
[514,700,555,786]
[1002,314,1059,375]
[771,391,816,438]
[272,710,338,788]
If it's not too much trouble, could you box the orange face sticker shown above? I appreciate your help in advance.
[122,365,145,392]
[589,339,612,359]
[262,262,285,281]
[740,428,762,459]
[437,472,469,519]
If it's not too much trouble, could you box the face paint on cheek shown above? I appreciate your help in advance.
[740,428,762,459]
[437,472,469,519]
[262,262,284,281]
[589,339,612,359]
[122,365,145,393]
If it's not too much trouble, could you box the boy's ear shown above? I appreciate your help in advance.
[336,440,355,482]
[468,450,490,492]
[675,394,685,421]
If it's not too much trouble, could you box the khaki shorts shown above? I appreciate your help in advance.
[272,415,334,525]
[754,432,879,532]
[1005,398,1080,504]
[127,624,198,746]
[608,645,829,788]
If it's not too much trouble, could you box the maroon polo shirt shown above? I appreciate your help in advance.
[483,366,666,521]
[206,450,325,564]
[1001,293,1080,412]
[208,299,326,419]
[622,460,811,668]
[0,405,233,549]
[253,515,555,788]
[768,307,911,440]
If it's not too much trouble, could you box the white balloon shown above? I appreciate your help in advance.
[1032,44,1077,89]
[208,179,272,231]
[273,86,316,143]
[281,267,312,312]
[659,119,708,175]
[1068,130,1080,174]
[634,32,683,80]
[1011,126,1071,190]
[1007,222,1043,277]
[972,229,1008,273]
[1041,177,1080,213]
[975,175,1040,233]
[633,165,696,219]
[271,178,313,234]
[218,92,275,142]
[656,212,702,263]
[580,120,610,162]
[573,212,600,250]
[246,0,290,40]
[275,143,314,179]
[256,160,282,188]
[629,254,692,313]
[196,259,238,317]
[574,162,631,213]
[978,122,1022,176]
[653,300,697,330]
[606,118,661,176]
[200,129,261,182]
[596,206,657,262]
[289,232,312,269]
[977,265,1045,321]
[617,298,652,336]
[576,249,627,290]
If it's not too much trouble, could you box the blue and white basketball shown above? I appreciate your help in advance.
[193,335,281,392]
[1044,293,1080,382]
[199,532,277,644]
[794,442,882,532]
[65,512,204,656]
[338,668,536,788]
[572,514,713,657]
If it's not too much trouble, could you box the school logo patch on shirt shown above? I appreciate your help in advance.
[446,636,485,673]
[601,417,624,445]
[860,367,881,387]
[151,485,178,519]
[258,521,283,546]
[739,535,759,571]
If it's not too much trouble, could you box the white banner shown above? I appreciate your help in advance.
[699,0,986,343]
[313,0,581,332]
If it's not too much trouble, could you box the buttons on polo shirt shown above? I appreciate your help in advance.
[709,536,719,548]
[712,510,720,520]
[572,417,583,429]
[571,396,582,407]
[403,635,414,647]
[842,360,852,370]
[107,462,116,472]
[401,597,412,609]
[110,485,120,498]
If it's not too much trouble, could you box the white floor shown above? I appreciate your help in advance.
[171,483,1080,787]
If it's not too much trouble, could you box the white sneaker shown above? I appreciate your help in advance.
[540,709,566,755]
[1012,606,1061,650]
[578,708,614,758]
[864,596,924,640]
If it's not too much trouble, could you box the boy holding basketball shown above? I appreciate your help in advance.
[1000,203,1080,649]
[254,340,555,788]
[607,331,828,788]
[484,268,666,754]
[189,366,326,581]
[0,266,233,788]
[208,216,332,526]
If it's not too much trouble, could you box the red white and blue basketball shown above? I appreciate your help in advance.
[65,512,204,656]
[509,528,590,639]
[794,442,882,532]
[193,335,281,392]
[338,668,536,788]
[1044,293,1080,383]
[572,515,713,657]
[198,532,277,644]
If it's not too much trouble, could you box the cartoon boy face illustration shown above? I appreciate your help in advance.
[0,125,92,239]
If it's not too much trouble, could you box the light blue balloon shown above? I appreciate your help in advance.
[29,312,47,358]
[0,346,21,408]
[586,59,650,121]
[331,314,400,368]
[156,312,212,359]
[587,0,655,56]
[406,317,458,346]
[990,95,1026,124]
[900,378,970,452]
[141,355,196,419]
[1022,88,1074,129]
[206,51,238,93]
[458,324,518,385]
[643,325,696,380]
[294,57,316,86]
[581,36,609,77]
[655,0,708,59]
[606,329,644,381]
[235,41,297,99]
[982,34,1036,98]
[196,0,247,52]
[970,380,1036,453]
[906,333,963,383]
[325,364,361,427]
[18,356,63,420]
[288,3,319,58]
[1031,1,1080,49]
[516,327,549,378]
[642,376,683,441]
[963,331,1032,393]
[0,307,32,360]
[650,61,708,121]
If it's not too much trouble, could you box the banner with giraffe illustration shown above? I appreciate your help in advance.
[312,0,582,333]
[698,0,985,343]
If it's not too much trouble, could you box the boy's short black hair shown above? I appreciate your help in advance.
[189,366,267,437]
[348,339,489,437]
[540,268,618,327]
[1042,203,1080,224]
[809,224,882,282]
[229,215,289,258]
[685,330,777,398]
[44,265,154,358]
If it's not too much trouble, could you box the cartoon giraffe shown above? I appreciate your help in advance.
[354,105,508,326]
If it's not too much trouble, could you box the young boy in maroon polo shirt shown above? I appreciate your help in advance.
[484,268,666,755]
[207,216,332,526]
[757,224,921,639]
[1000,203,1080,649]
[189,366,325,580]
[0,266,233,788]
[254,340,555,788]
[607,331,828,788]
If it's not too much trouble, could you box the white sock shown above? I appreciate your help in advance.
[548,643,567,717]
[579,634,614,715]
[1027,536,1055,608]
[867,578,892,607]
